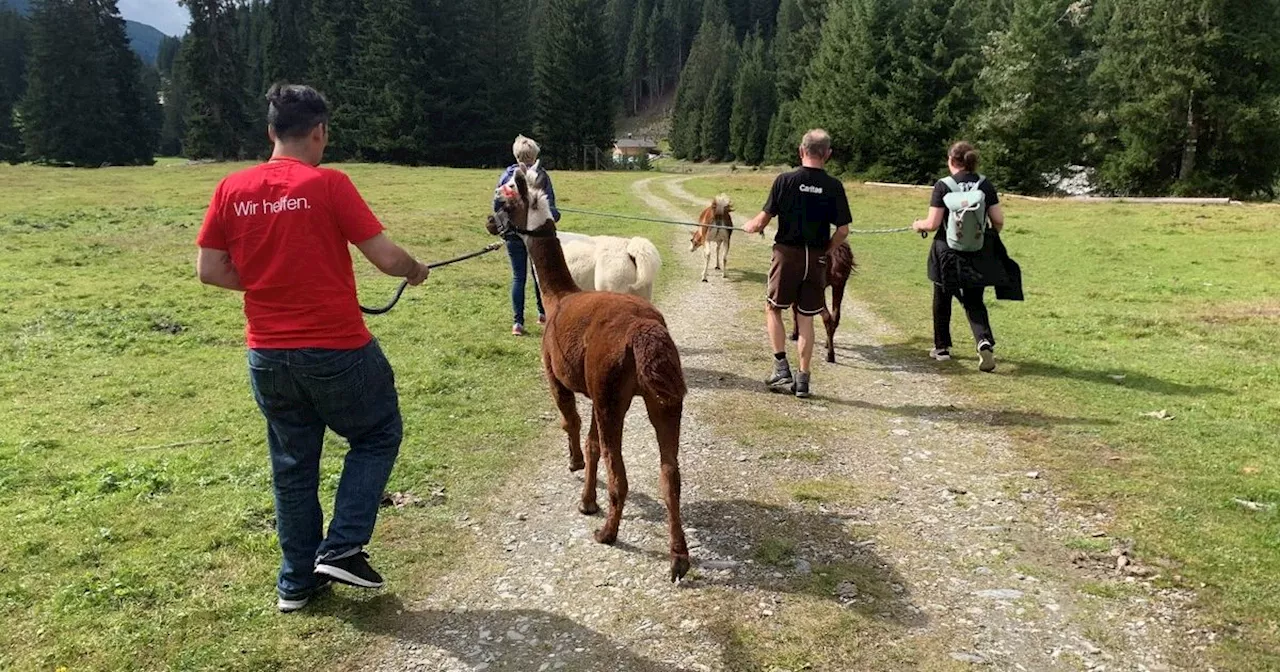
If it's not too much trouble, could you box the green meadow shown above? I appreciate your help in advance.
[684,173,1280,670]
[0,163,666,671]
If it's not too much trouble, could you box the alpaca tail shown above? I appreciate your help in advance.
[626,237,662,298]
[630,320,687,406]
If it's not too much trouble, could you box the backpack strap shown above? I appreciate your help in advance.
[942,176,961,193]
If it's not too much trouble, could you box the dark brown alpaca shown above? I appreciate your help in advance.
[790,243,856,363]
[487,168,691,582]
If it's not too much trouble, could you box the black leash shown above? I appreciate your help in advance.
[360,242,504,315]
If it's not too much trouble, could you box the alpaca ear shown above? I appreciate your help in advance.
[514,168,530,202]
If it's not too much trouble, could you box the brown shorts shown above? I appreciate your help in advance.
[767,244,828,316]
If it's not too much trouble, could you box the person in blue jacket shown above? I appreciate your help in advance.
[494,134,561,335]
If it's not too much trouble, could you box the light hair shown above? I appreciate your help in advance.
[800,129,832,157]
[513,134,540,165]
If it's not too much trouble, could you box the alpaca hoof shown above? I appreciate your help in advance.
[594,528,618,545]
[670,555,691,583]
[827,352,836,364]
[579,501,600,516]
[569,459,585,472]
[701,278,708,283]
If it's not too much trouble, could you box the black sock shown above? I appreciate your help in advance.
[774,352,787,362]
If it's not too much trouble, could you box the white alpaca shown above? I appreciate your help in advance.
[689,194,734,282]
[553,231,662,300]
[515,164,662,300]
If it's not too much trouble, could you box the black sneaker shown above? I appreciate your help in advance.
[977,341,996,373]
[793,372,811,399]
[277,576,331,613]
[315,551,384,589]
[766,366,794,392]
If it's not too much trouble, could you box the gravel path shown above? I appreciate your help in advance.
[355,177,1205,672]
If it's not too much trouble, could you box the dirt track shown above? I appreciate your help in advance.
[354,176,1203,672]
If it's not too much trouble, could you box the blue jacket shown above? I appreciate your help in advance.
[494,164,561,225]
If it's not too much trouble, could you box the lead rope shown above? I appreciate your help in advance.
[360,242,504,315]
[557,206,918,235]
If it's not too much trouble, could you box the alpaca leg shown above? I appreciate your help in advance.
[579,407,601,515]
[721,238,730,277]
[592,400,630,545]
[551,378,583,472]
[701,246,711,283]
[827,278,846,364]
[645,396,690,582]
[713,241,722,270]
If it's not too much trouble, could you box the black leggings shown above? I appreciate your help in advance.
[933,284,994,350]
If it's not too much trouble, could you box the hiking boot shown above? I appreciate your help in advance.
[793,371,811,399]
[930,348,951,361]
[512,323,525,336]
[315,551,384,589]
[766,363,794,392]
[977,341,996,372]
[277,577,331,613]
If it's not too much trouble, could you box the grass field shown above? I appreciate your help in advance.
[0,163,668,671]
[4,160,1279,670]
[680,173,1280,669]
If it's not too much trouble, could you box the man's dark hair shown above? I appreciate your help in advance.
[266,83,330,140]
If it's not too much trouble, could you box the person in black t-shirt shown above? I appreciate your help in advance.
[743,129,852,398]
[912,141,1007,373]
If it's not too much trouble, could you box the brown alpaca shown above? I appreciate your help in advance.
[689,194,734,282]
[790,243,856,363]
[487,168,691,582]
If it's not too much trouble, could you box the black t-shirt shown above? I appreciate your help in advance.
[762,166,852,249]
[929,172,1000,241]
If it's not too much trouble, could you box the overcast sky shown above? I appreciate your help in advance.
[119,0,189,37]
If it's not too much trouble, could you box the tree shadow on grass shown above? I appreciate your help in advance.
[683,366,1115,428]
[849,338,1230,397]
[615,494,924,628]
[340,597,671,671]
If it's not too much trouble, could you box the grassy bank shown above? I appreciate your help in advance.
[0,163,664,670]
[680,174,1280,670]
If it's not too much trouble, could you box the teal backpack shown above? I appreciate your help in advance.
[941,176,989,252]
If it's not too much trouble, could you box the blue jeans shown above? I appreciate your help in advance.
[247,339,403,599]
[506,237,545,325]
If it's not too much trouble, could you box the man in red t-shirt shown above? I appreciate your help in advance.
[196,84,429,613]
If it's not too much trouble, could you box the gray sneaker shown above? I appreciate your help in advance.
[793,371,811,398]
[766,362,794,391]
[977,341,996,372]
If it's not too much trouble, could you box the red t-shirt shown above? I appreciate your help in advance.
[197,158,385,350]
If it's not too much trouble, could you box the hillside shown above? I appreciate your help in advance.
[2,0,171,66]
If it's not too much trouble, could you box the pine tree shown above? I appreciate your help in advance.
[353,0,432,163]
[772,0,828,104]
[797,0,898,173]
[1090,0,1280,197]
[623,0,651,114]
[533,0,616,168]
[670,17,733,159]
[974,0,1088,194]
[873,0,983,181]
[308,0,365,159]
[698,24,738,160]
[467,0,535,166]
[158,38,189,156]
[21,0,154,165]
[236,0,271,158]
[178,0,252,160]
[729,31,775,164]
[265,0,310,84]
[0,6,27,163]
[764,98,797,164]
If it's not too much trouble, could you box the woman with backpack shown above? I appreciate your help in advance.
[494,135,561,336]
[912,141,1009,372]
